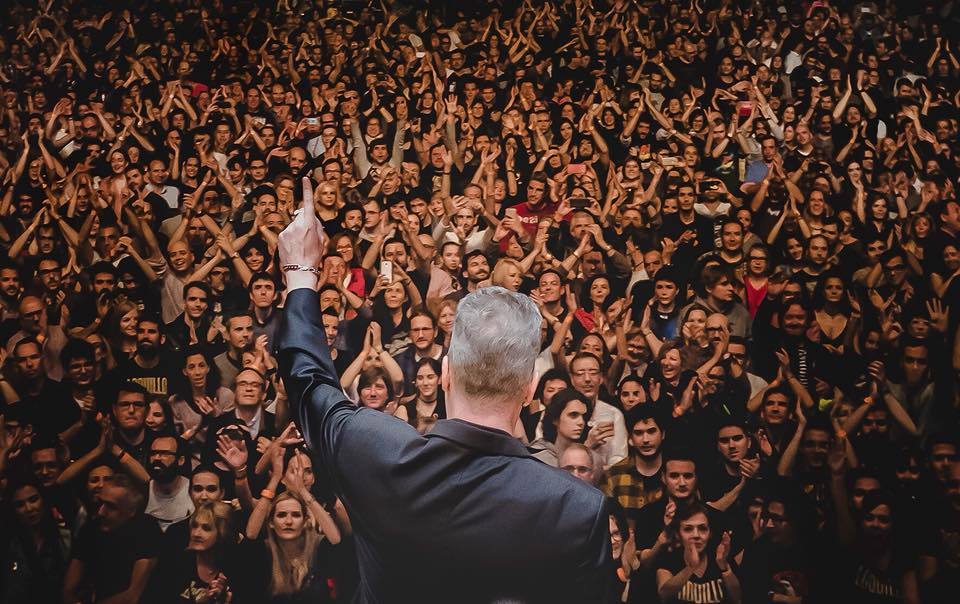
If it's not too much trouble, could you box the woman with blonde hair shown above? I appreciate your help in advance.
[490,257,525,291]
[151,501,237,603]
[245,449,342,602]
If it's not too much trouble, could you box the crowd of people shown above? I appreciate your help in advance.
[0,0,959,602]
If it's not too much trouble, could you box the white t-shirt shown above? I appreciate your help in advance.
[146,476,194,532]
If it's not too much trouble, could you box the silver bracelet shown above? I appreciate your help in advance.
[281,264,321,273]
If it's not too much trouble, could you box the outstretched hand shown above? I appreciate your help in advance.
[278,177,325,292]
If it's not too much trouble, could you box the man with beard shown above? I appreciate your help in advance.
[393,308,445,395]
[63,473,161,604]
[118,316,170,397]
[448,249,490,300]
[0,258,22,322]
[144,434,193,532]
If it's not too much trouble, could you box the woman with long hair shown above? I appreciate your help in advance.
[0,477,72,604]
[395,358,445,433]
[103,299,139,360]
[169,347,235,448]
[530,388,595,467]
[434,299,457,348]
[810,270,855,354]
[742,244,772,318]
[152,502,237,603]
[245,449,342,603]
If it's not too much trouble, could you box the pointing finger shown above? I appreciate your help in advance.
[299,176,316,220]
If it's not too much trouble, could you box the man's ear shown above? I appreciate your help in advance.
[523,373,537,406]
[440,356,451,394]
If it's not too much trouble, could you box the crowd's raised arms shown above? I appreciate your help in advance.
[0,1,958,603]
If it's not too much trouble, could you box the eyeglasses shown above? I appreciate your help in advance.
[572,369,601,378]
[562,465,593,474]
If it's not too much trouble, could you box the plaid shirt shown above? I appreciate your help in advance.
[601,456,664,513]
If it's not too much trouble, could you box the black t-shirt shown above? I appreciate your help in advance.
[116,356,172,397]
[655,547,736,604]
[72,515,162,601]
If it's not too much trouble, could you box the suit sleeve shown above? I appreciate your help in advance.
[575,496,613,603]
[277,288,355,469]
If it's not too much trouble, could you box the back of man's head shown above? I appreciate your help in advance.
[447,287,541,409]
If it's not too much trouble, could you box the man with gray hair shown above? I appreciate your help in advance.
[277,177,610,603]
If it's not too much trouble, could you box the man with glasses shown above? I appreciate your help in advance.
[211,367,276,448]
[570,352,628,468]
[394,308,445,395]
[145,434,192,531]
[112,382,153,468]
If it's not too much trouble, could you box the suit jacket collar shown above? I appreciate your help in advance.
[427,419,531,458]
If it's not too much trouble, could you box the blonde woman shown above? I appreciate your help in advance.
[245,449,341,602]
[151,501,237,603]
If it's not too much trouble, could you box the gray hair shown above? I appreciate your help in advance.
[448,286,542,403]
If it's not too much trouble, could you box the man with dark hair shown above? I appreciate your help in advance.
[248,271,281,348]
[213,312,254,389]
[112,382,153,468]
[393,307,445,394]
[118,315,170,396]
[602,406,666,514]
[165,280,213,352]
[145,434,192,531]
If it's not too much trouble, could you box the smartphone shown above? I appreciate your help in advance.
[253,116,266,127]
[660,156,682,168]
[380,260,393,284]
[568,197,591,209]
[306,117,320,126]
[705,180,721,191]
[505,207,518,219]
[567,163,587,176]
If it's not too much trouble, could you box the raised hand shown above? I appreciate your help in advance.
[716,531,732,571]
[216,434,248,470]
[278,177,325,285]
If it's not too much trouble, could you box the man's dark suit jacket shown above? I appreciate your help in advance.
[278,288,610,603]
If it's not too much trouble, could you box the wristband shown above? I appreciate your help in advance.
[260,489,275,500]
[281,264,321,273]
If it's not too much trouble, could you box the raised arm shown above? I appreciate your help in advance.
[276,178,357,457]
